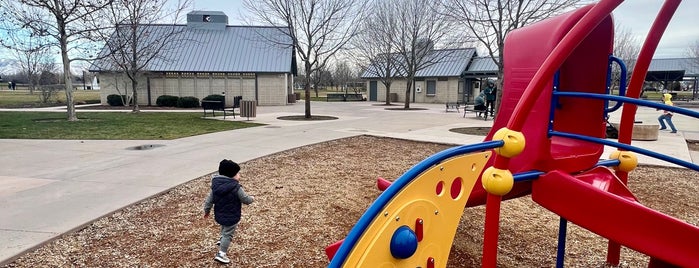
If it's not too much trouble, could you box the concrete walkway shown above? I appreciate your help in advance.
[1,101,698,264]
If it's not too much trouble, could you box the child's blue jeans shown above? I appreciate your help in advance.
[658,114,677,132]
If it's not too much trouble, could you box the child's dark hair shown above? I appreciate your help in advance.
[219,159,240,177]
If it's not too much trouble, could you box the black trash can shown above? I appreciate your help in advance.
[389,93,398,102]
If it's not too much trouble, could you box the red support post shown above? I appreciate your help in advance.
[482,193,502,267]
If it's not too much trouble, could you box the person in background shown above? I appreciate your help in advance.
[484,80,497,116]
[203,159,255,264]
[474,90,486,111]
[658,93,677,133]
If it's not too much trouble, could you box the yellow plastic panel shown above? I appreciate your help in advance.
[343,151,491,267]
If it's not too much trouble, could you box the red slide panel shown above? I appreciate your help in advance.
[532,168,699,267]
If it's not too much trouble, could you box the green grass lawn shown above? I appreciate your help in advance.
[0,89,101,108]
[0,112,262,140]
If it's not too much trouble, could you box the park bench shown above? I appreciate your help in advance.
[463,104,492,120]
[445,102,463,112]
[202,96,242,119]
[326,93,364,102]
[669,92,692,102]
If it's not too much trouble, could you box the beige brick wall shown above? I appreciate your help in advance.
[98,73,147,105]
[367,77,462,104]
[256,73,287,105]
[98,72,290,106]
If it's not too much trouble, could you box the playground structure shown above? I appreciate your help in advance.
[326,0,699,267]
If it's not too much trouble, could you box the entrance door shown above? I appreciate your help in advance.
[369,81,377,101]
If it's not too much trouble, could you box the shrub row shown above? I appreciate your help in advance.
[106,95,132,106]
[156,95,179,107]
[155,95,201,108]
[202,94,225,102]
[107,94,203,108]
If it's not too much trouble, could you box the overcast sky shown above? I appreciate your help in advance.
[190,0,698,59]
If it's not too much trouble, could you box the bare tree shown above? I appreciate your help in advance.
[333,61,353,93]
[88,0,190,112]
[37,62,60,103]
[690,39,699,66]
[393,0,456,109]
[0,0,114,121]
[612,23,640,93]
[688,39,699,98]
[441,0,581,110]
[4,33,54,95]
[243,0,368,118]
[351,0,401,105]
[310,66,332,97]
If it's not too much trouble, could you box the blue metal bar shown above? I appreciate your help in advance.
[556,218,568,268]
[512,159,620,182]
[611,56,628,97]
[549,71,561,136]
[550,130,699,171]
[605,55,614,115]
[513,170,545,182]
[328,140,504,267]
[598,159,621,167]
[605,56,628,113]
[554,91,699,119]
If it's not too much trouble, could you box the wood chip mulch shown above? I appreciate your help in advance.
[3,136,698,267]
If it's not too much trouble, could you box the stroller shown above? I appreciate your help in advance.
[605,116,619,139]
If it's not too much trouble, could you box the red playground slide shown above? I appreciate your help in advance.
[532,167,699,266]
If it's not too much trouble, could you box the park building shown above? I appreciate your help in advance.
[362,53,699,105]
[89,11,297,107]
[360,48,498,105]
[646,58,699,96]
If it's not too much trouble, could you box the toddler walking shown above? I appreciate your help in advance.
[203,159,255,264]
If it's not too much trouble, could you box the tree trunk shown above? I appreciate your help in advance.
[384,82,392,105]
[304,62,312,118]
[131,78,140,112]
[404,79,412,109]
[60,37,77,121]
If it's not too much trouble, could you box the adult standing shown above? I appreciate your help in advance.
[484,80,497,116]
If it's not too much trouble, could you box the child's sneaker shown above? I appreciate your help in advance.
[214,252,230,264]
[216,239,221,246]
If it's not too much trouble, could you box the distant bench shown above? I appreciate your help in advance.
[670,93,692,102]
[463,104,492,120]
[202,96,242,119]
[445,102,463,112]
[327,93,364,102]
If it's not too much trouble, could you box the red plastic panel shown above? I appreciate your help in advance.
[532,169,699,266]
[468,4,614,207]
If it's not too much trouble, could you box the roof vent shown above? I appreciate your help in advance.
[187,11,227,30]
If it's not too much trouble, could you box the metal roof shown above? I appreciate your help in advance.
[416,48,475,77]
[648,58,699,76]
[360,48,476,78]
[462,56,498,77]
[90,25,294,74]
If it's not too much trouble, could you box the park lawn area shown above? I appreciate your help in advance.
[0,89,101,108]
[0,111,262,140]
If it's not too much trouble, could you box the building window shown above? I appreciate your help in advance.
[426,80,436,96]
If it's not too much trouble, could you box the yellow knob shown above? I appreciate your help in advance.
[492,128,525,158]
[609,150,638,172]
[482,167,514,196]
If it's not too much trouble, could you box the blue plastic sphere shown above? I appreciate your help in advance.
[390,225,418,259]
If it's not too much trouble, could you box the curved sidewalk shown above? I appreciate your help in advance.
[0,101,697,265]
